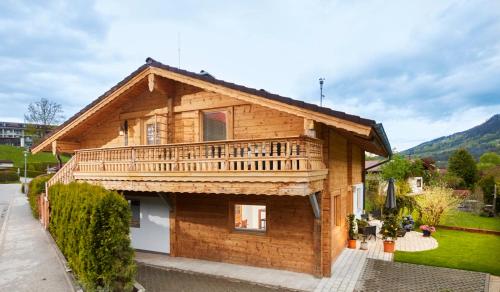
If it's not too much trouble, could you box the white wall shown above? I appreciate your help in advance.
[408,177,424,194]
[129,196,170,254]
[352,183,364,219]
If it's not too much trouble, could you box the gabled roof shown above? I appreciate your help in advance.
[32,58,392,156]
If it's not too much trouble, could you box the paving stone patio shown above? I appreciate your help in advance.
[136,263,297,292]
[135,251,319,291]
[354,259,489,292]
[315,231,438,292]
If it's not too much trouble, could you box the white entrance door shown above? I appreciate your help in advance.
[129,196,170,253]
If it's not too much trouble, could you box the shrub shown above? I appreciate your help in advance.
[0,169,19,183]
[49,182,135,291]
[416,186,460,227]
[347,214,356,240]
[27,174,53,218]
[381,214,399,241]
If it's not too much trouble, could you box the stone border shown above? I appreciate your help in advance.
[43,228,82,292]
[439,225,500,235]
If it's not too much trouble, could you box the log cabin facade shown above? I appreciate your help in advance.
[32,58,391,277]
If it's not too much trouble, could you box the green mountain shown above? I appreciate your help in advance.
[403,114,500,165]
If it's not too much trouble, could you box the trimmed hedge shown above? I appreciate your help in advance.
[49,182,135,291]
[0,169,19,183]
[27,174,53,218]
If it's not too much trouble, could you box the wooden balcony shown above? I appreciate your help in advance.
[52,136,328,196]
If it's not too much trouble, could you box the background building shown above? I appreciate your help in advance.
[0,121,51,148]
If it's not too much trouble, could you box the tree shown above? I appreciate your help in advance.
[380,154,412,181]
[24,98,63,127]
[24,98,63,143]
[477,152,500,172]
[479,175,498,208]
[417,186,460,227]
[447,149,478,189]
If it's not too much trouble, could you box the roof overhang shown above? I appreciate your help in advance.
[32,59,392,157]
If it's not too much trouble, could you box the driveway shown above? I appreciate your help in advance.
[136,263,298,292]
[0,183,73,292]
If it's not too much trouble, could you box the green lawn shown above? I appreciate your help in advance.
[0,145,67,166]
[441,211,500,231]
[0,145,69,177]
[395,229,500,275]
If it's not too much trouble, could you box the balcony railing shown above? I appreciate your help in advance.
[75,136,324,174]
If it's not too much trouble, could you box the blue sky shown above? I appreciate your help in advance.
[0,0,499,151]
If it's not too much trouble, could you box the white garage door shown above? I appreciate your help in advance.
[129,196,170,254]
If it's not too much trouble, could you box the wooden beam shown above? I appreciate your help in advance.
[52,140,80,154]
[32,69,151,154]
[119,108,168,120]
[166,80,176,144]
[75,176,326,196]
[304,118,316,138]
[148,73,155,92]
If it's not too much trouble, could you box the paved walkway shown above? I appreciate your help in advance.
[136,262,296,292]
[136,251,320,291]
[0,184,73,292]
[315,231,438,292]
[355,259,489,292]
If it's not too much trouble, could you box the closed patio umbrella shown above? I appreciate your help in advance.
[385,178,397,210]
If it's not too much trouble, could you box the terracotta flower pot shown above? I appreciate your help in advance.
[347,239,357,249]
[383,240,395,253]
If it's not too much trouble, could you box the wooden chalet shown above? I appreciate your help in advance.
[32,58,391,277]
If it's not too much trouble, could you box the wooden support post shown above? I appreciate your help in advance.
[347,141,353,214]
[169,193,177,257]
[320,125,332,277]
[313,217,322,277]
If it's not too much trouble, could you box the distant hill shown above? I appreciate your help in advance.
[402,114,500,165]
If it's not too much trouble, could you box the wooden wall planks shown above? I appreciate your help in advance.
[173,194,316,275]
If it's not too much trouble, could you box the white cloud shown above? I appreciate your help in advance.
[0,0,499,150]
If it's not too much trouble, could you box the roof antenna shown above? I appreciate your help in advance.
[177,32,181,69]
[319,78,325,107]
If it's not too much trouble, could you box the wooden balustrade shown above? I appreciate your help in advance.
[47,154,78,187]
[75,136,324,174]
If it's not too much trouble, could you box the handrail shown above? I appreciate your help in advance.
[75,135,322,153]
[75,136,325,173]
[47,155,78,187]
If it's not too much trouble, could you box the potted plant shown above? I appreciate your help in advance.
[419,225,436,237]
[357,219,369,250]
[347,214,357,249]
[380,214,398,253]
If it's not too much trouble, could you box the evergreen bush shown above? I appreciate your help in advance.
[49,182,135,291]
[0,169,19,183]
[27,174,52,218]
